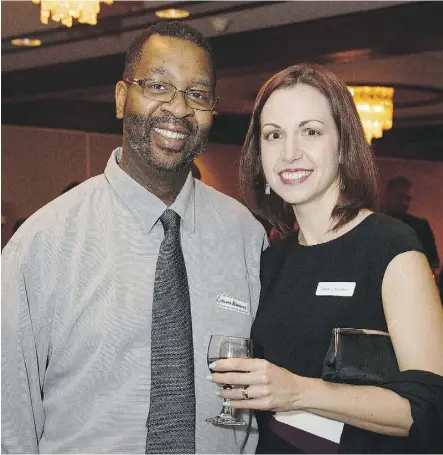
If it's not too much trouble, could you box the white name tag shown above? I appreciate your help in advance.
[316,282,356,297]
[274,411,344,443]
[216,293,250,315]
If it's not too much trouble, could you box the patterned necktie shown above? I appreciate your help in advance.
[146,209,196,454]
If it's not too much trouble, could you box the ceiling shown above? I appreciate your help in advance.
[2,0,443,161]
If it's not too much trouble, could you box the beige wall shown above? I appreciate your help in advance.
[2,125,442,263]
[1,125,121,247]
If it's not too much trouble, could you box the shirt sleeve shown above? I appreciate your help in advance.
[1,241,46,453]
[249,226,270,322]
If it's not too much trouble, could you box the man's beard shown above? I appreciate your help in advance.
[123,112,209,172]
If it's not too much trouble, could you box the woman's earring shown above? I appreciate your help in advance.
[265,183,271,195]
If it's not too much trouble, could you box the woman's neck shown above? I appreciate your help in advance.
[293,189,371,246]
[295,206,336,247]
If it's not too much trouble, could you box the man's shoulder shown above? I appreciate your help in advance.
[7,174,108,249]
[195,180,261,226]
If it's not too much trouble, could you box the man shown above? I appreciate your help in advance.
[2,21,267,453]
[382,176,440,269]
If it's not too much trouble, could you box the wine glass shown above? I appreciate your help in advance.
[206,335,253,426]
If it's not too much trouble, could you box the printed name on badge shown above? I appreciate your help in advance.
[216,293,250,315]
[316,282,356,297]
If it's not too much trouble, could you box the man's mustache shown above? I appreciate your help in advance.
[147,114,194,134]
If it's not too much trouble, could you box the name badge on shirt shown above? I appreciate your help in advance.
[316,282,356,297]
[216,293,250,315]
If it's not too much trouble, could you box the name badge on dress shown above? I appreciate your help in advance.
[216,293,250,315]
[316,282,356,297]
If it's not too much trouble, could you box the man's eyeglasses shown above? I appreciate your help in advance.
[124,79,218,112]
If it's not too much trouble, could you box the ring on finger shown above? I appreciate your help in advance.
[241,386,249,400]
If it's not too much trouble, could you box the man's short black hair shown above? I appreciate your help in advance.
[123,21,216,84]
[387,176,412,192]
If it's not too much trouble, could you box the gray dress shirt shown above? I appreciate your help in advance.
[2,148,268,454]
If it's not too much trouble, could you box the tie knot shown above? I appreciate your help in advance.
[160,209,181,232]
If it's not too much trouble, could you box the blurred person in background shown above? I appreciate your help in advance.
[382,176,440,271]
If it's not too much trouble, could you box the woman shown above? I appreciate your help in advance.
[208,64,443,453]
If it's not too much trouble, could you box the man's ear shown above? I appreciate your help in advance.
[115,81,127,119]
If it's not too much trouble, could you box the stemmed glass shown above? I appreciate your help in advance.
[206,335,253,426]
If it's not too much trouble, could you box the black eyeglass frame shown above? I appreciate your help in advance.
[123,78,218,112]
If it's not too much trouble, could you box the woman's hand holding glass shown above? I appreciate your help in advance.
[206,335,254,426]
[209,357,308,412]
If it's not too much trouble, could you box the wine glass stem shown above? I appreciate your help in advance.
[222,402,234,416]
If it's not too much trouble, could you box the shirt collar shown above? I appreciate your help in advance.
[104,147,196,233]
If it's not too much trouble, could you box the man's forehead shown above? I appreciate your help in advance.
[137,35,213,84]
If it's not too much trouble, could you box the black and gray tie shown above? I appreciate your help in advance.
[145,209,196,454]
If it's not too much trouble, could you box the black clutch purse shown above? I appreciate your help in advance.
[321,328,399,385]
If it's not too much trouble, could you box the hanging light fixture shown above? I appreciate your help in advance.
[32,0,113,28]
[348,86,394,144]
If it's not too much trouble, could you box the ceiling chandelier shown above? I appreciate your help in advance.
[348,86,394,144]
[32,0,113,28]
